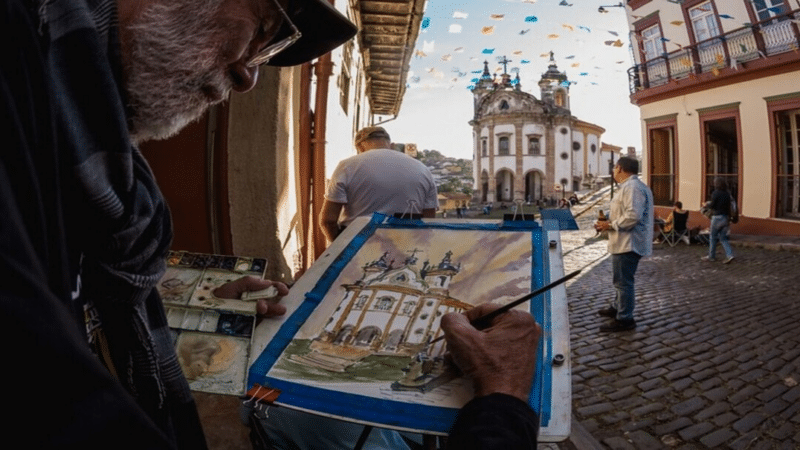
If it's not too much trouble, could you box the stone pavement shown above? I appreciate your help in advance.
[553,188,800,449]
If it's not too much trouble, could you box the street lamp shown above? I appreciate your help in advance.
[598,2,624,13]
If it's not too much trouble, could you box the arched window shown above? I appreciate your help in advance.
[375,297,394,311]
[481,138,488,156]
[499,100,510,110]
[555,90,566,107]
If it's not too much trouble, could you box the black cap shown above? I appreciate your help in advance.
[266,0,358,66]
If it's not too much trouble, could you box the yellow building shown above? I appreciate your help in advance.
[626,0,800,235]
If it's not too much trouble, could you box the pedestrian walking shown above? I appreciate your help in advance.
[701,177,735,264]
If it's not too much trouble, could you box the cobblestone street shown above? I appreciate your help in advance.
[556,191,800,449]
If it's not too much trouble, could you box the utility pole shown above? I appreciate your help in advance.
[609,152,615,200]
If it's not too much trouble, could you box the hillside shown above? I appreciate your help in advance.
[415,149,474,195]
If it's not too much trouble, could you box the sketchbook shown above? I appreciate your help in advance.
[158,213,571,439]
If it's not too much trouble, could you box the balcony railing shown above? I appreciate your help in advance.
[628,8,800,94]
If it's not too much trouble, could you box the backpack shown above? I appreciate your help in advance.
[730,199,739,224]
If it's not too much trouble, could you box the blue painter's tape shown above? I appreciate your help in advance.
[264,377,459,433]
[248,212,553,432]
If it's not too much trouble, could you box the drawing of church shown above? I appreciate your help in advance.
[292,249,472,374]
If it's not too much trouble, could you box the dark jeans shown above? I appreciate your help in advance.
[611,251,642,321]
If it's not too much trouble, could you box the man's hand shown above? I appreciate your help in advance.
[594,220,611,232]
[440,303,541,402]
[212,276,289,317]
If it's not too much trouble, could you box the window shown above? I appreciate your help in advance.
[354,295,369,310]
[481,138,487,156]
[528,137,541,155]
[647,118,677,206]
[498,136,510,155]
[499,100,510,110]
[641,25,664,61]
[554,90,566,107]
[375,297,394,311]
[689,1,720,43]
[560,152,568,160]
[591,144,597,153]
[702,116,739,202]
[572,141,581,151]
[776,109,800,219]
[752,0,787,23]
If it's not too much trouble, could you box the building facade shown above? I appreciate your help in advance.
[470,55,611,204]
[314,250,471,361]
[626,0,800,235]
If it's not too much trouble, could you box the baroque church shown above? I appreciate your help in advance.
[293,249,472,373]
[471,53,613,204]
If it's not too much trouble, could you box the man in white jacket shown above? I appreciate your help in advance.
[593,156,654,332]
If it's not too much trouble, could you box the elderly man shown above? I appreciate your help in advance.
[320,126,438,241]
[593,156,654,332]
[2,0,354,447]
[2,0,541,447]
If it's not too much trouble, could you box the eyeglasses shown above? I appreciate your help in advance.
[247,0,302,67]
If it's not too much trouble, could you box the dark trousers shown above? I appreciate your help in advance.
[611,251,641,321]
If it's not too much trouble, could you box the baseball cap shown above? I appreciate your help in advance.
[266,0,358,66]
[354,126,391,145]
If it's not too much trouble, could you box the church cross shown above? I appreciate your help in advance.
[498,56,512,74]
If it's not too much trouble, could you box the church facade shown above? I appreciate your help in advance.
[471,54,610,204]
[313,250,471,361]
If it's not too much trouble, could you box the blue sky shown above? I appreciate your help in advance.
[386,0,641,160]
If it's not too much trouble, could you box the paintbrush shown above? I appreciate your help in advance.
[429,269,582,344]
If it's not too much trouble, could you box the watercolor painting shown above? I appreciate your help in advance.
[266,227,535,407]
[176,332,251,395]
[158,251,269,314]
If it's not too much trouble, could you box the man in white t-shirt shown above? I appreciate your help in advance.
[320,126,438,240]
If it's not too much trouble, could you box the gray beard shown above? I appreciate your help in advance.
[123,0,230,144]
